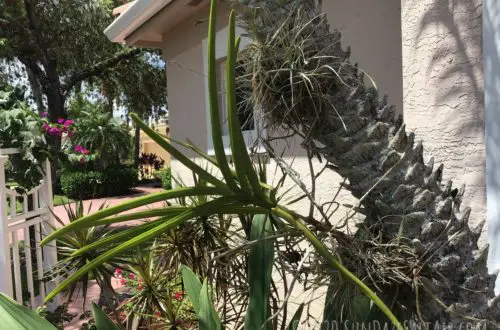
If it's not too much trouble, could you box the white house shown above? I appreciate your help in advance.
[104,0,500,288]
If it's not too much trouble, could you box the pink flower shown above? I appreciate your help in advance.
[57,118,65,124]
[154,311,161,318]
[64,119,74,126]
[128,273,136,279]
[42,123,50,131]
[83,149,89,155]
[40,112,48,117]
[49,127,59,136]
[114,268,122,276]
[74,145,83,153]
[120,278,127,285]
[137,284,143,291]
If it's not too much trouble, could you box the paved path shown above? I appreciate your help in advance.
[52,186,164,330]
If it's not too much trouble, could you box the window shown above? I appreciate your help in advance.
[203,25,261,155]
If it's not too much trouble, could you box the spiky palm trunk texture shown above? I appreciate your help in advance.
[234,0,499,327]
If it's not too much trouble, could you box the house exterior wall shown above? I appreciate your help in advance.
[484,0,500,280]
[161,0,404,193]
[140,124,171,164]
[401,0,486,244]
[323,0,404,114]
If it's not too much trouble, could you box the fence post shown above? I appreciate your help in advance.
[0,155,14,297]
[40,158,60,308]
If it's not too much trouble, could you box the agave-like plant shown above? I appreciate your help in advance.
[47,200,128,309]
[41,1,403,329]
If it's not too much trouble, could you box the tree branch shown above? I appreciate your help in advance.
[63,48,142,94]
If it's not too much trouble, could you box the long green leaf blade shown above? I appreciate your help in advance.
[225,12,266,201]
[92,302,119,330]
[207,0,238,191]
[244,214,274,329]
[45,197,237,302]
[131,113,226,189]
[199,279,221,330]
[181,265,202,313]
[41,186,230,245]
[70,218,168,257]
[0,293,56,330]
[90,206,188,226]
[287,303,304,330]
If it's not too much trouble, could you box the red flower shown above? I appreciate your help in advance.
[120,278,127,285]
[173,291,184,301]
[137,284,143,291]
[114,268,122,276]
[128,273,136,279]
[154,311,162,318]
[83,149,89,155]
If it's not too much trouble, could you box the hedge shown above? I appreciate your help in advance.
[61,166,138,200]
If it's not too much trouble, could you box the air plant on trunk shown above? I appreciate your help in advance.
[41,1,404,329]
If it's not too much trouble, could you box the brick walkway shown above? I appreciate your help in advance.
[51,186,164,330]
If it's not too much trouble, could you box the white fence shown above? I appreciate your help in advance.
[0,148,59,309]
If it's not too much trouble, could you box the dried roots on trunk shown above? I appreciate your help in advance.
[234,0,499,327]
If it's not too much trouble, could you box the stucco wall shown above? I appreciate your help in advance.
[484,0,500,282]
[401,0,486,244]
[323,0,404,114]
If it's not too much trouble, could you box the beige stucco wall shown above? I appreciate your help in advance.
[323,0,404,114]
[140,124,171,164]
[401,0,486,243]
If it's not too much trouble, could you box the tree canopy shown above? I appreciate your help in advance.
[0,0,167,121]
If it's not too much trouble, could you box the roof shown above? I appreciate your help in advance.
[104,0,208,47]
[112,2,136,16]
[104,0,173,44]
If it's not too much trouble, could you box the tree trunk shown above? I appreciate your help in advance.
[44,76,66,192]
[25,65,45,113]
[134,124,141,167]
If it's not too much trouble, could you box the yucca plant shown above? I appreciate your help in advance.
[47,201,128,310]
[41,1,403,329]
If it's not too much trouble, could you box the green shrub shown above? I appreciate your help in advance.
[155,166,172,190]
[61,166,138,199]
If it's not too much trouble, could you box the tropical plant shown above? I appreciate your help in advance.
[0,84,50,191]
[139,153,165,180]
[0,292,119,330]
[46,200,128,313]
[156,166,172,190]
[71,106,132,168]
[115,246,197,328]
[235,0,499,327]
[41,2,404,329]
